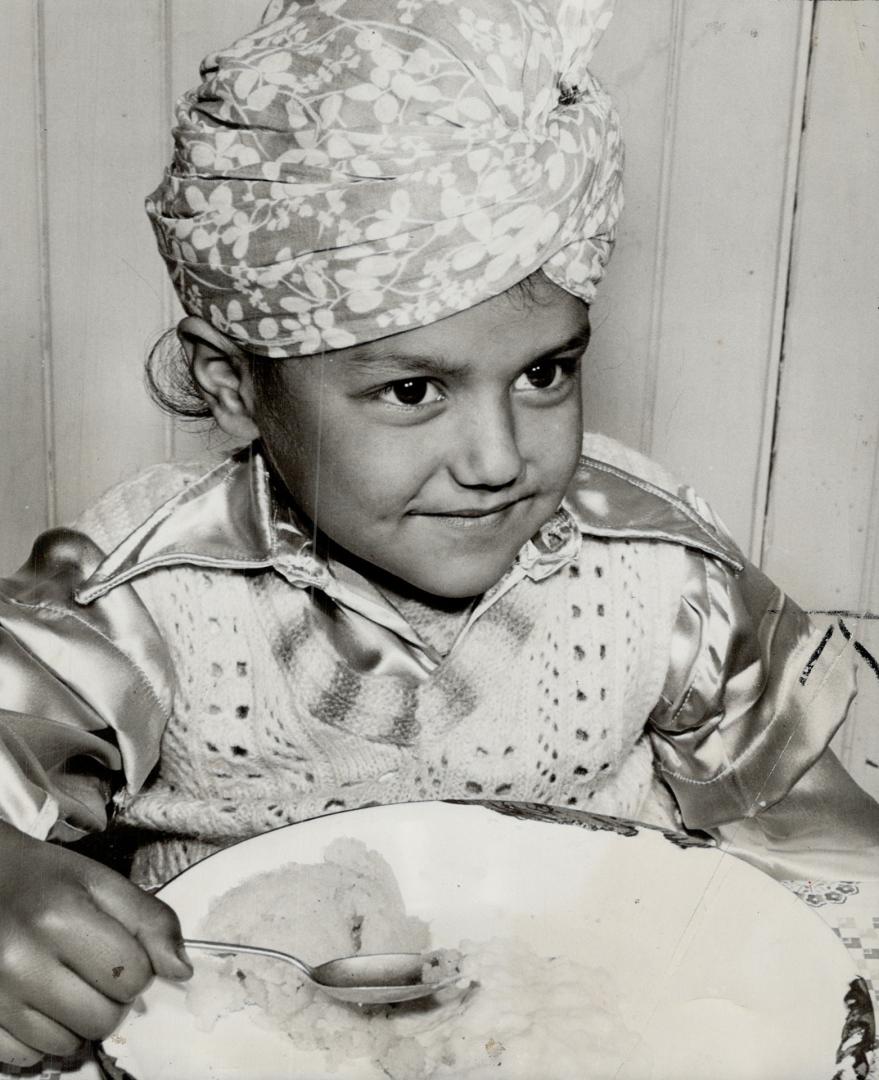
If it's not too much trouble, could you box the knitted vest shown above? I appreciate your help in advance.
[77,438,687,886]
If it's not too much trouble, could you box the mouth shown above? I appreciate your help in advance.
[413,497,528,529]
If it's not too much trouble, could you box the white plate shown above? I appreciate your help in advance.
[99,801,870,1080]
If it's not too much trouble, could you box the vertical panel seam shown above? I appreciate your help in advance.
[161,0,176,463]
[847,427,879,758]
[752,1,818,567]
[855,408,879,617]
[34,0,56,528]
[851,0,879,641]
[639,0,685,458]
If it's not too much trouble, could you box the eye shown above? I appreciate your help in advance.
[513,357,578,392]
[377,378,444,407]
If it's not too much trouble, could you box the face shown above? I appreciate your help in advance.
[253,276,589,599]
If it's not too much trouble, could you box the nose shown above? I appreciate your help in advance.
[450,400,525,490]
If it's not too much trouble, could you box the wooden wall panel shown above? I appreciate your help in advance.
[762,3,879,609]
[1,1,49,569]
[761,4,879,796]
[41,0,169,524]
[644,1,809,553]
[586,0,674,456]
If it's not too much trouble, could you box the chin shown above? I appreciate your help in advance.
[408,562,511,602]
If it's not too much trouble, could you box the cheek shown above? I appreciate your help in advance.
[311,426,430,524]
[561,399,585,475]
[263,424,319,510]
[522,395,583,486]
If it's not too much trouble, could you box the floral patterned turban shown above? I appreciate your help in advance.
[146,0,622,357]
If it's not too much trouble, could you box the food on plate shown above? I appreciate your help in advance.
[186,838,631,1078]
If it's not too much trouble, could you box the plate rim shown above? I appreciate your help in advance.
[96,799,875,1080]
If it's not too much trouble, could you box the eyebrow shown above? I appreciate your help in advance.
[343,325,593,378]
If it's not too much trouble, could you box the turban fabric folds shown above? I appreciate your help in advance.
[146,0,622,357]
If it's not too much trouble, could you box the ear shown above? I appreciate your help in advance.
[177,317,261,441]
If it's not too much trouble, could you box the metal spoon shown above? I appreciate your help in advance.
[182,938,461,1005]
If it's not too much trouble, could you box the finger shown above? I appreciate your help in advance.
[30,885,154,1002]
[0,929,127,1044]
[85,869,192,982]
[0,1024,43,1069]
[0,996,82,1059]
[23,964,127,1044]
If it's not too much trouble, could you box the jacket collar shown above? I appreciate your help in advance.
[76,441,742,606]
[565,455,744,572]
[77,446,327,604]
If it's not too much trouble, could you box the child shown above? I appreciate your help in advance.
[0,0,876,1067]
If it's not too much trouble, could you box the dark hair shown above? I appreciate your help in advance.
[144,328,213,422]
[143,270,564,423]
[144,327,288,429]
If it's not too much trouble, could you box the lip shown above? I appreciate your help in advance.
[412,497,528,529]
[418,496,524,517]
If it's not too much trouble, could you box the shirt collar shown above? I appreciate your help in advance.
[74,446,580,658]
[77,439,741,608]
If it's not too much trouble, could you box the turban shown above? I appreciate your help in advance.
[146,0,622,357]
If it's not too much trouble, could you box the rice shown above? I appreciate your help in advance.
[187,838,630,1078]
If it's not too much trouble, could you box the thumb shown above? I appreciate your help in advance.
[84,862,193,982]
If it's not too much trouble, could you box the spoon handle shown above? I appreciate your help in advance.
[182,938,314,982]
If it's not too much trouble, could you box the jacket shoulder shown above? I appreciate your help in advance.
[73,459,222,553]
[568,434,744,571]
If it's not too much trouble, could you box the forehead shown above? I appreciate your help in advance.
[328,279,591,376]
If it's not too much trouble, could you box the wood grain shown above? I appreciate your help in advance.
[645,0,807,552]
[587,0,676,457]
[41,0,169,524]
[762,3,879,612]
[1,1,50,569]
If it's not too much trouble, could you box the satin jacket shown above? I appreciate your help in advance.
[0,440,874,880]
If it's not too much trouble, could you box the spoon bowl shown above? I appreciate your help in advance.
[183,939,461,1005]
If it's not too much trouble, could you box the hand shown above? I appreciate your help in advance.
[0,822,192,1067]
